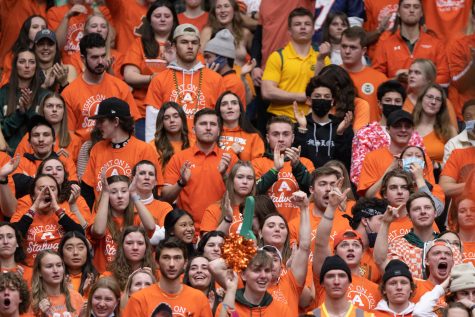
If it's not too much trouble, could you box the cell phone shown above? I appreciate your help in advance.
[214,56,227,68]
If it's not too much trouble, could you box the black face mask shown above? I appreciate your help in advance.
[312,98,332,117]
[367,232,377,248]
[382,104,401,119]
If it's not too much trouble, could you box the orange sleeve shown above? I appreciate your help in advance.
[200,203,222,233]
[357,151,392,196]
[434,40,450,86]
[63,156,78,182]
[371,39,389,76]
[163,152,182,185]
[441,149,463,181]
[14,134,31,157]
[246,133,265,161]
[76,196,92,224]
[144,75,164,109]
[62,88,78,132]
[142,143,164,187]
[123,38,145,70]
[10,197,29,222]
[46,6,65,31]
[122,84,142,120]
[122,293,145,316]
[302,157,316,173]
[353,98,371,132]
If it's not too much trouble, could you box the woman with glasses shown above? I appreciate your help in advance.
[413,83,457,177]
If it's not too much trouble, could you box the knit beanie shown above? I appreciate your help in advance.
[320,255,352,284]
[382,259,413,284]
[204,29,236,59]
[450,262,475,292]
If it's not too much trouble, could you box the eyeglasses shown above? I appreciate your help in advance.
[424,94,443,103]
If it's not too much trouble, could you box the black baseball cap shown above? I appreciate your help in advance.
[90,97,131,119]
[386,109,413,127]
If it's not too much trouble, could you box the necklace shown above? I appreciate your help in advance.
[172,68,203,111]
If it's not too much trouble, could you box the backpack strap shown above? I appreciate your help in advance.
[277,48,284,71]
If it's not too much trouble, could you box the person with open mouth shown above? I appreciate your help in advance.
[28,250,84,317]
[83,277,121,317]
[0,272,31,317]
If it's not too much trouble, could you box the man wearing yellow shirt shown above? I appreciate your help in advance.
[261,7,330,121]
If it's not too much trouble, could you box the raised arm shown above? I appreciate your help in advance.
[91,175,110,238]
[0,155,19,217]
[129,176,156,232]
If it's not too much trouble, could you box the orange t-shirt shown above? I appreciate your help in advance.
[68,49,126,80]
[46,4,111,63]
[347,67,388,122]
[441,147,475,183]
[10,208,82,267]
[87,213,142,273]
[353,97,371,132]
[123,37,170,116]
[0,265,33,288]
[386,215,440,244]
[177,12,209,31]
[363,0,399,41]
[447,34,475,120]
[144,198,173,226]
[412,278,445,311]
[222,70,247,108]
[312,275,381,311]
[15,132,82,164]
[104,0,147,55]
[62,73,141,142]
[81,136,163,198]
[200,202,242,235]
[16,195,92,225]
[360,248,382,284]
[144,67,226,130]
[149,139,191,175]
[267,270,303,317]
[163,144,237,231]
[251,157,315,222]
[123,283,213,317]
[219,127,265,161]
[0,151,14,220]
[0,0,46,66]
[421,130,446,163]
[462,241,475,265]
[288,203,352,263]
[13,153,78,183]
[23,291,84,317]
[422,0,472,43]
[357,147,440,200]
[309,303,374,317]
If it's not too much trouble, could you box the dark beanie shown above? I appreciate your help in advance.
[320,255,352,284]
[382,259,413,284]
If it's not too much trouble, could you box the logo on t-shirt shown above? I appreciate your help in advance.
[95,159,133,191]
[65,22,84,52]
[26,224,64,258]
[436,0,466,12]
[347,284,377,310]
[81,94,106,131]
[170,83,206,119]
[269,172,298,211]
[361,83,375,95]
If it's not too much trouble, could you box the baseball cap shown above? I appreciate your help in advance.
[34,29,57,44]
[173,23,200,40]
[90,97,131,119]
[333,230,363,249]
[386,109,413,127]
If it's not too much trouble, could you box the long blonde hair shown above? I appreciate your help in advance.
[31,250,75,316]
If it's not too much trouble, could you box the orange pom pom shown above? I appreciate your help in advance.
[221,234,257,272]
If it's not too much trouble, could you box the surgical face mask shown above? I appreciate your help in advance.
[465,120,475,131]
[402,156,425,171]
[381,104,401,119]
[311,98,332,117]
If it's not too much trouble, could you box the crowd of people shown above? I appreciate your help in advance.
[0,0,474,316]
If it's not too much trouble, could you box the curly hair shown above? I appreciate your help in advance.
[0,272,31,314]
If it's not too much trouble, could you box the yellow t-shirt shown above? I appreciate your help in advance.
[262,42,330,120]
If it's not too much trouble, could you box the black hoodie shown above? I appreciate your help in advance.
[293,114,353,172]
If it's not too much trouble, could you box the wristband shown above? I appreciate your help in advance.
[322,213,334,221]
[269,168,278,175]
[55,208,65,218]
[297,127,308,133]
[27,209,36,218]
[0,176,7,185]
[223,215,232,223]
